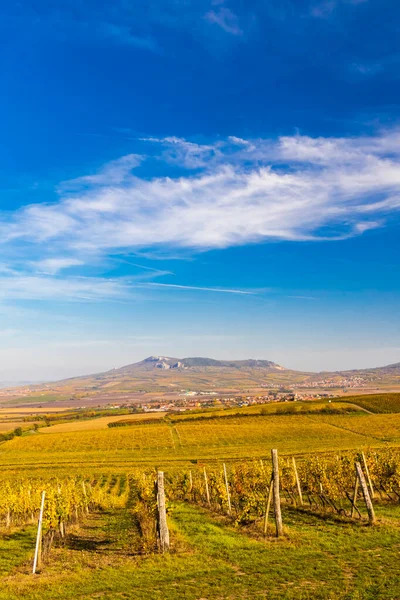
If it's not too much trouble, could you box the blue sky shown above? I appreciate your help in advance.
[1,0,400,380]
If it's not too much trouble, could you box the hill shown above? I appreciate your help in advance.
[2,355,400,407]
[108,355,285,372]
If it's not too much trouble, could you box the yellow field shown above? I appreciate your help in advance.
[39,412,166,433]
[313,412,400,442]
[170,400,360,420]
[0,421,36,432]
[1,410,400,478]
[0,406,74,415]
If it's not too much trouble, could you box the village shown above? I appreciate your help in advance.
[135,388,337,413]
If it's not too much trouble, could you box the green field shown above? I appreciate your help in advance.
[1,502,400,600]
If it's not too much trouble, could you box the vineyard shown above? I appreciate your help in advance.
[3,411,400,478]
[1,449,400,575]
[338,393,400,414]
[167,448,400,530]
[1,404,400,598]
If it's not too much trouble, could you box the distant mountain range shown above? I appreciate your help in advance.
[4,356,400,399]
[110,355,286,372]
[99,355,400,377]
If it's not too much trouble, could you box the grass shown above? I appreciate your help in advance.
[1,502,400,599]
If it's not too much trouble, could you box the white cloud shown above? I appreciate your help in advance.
[2,128,400,300]
[59,154,143,192]
[205,8,243,35]
[142,136,222,168]
[32,258,84,274]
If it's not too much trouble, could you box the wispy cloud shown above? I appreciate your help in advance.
[4,128,400,251]
[2,128,400,301]
[205,8,243,36]
[0,275,133,302]
[5,2,251,53]
[59,154,143,192]
[142,136,221,168]
[287,295,317,300]
[144,283,256,295]
[32,258,84,275]
[310,0,368,18]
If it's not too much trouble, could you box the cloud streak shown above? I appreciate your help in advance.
[144,283,256,295]
[0,274,133,302]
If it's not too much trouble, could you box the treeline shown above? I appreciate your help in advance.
[22,407,144,426]
[0,423,40,442]
[108,417,164,428]
[107,404,359,429]
[170,405,359,422]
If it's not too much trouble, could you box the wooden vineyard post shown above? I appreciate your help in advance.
[355,462,376,525]
[57,484,64,538]
[292,457,303,506]
[351,476,359,518]
[82,481,89,514]
[33,491,46,574]
[223,463,232,515]
[203,467,210,505]
[263,475,274,535]
[189,471,193,494]
[361,452,375,499]
[271,449,283,537]
[156,471,170,552]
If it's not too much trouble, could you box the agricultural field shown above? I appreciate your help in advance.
[2,411,399,476]
[39,412,166,434]
[1,395,400,598]
[0,449,400,599]
[337,392,400,413]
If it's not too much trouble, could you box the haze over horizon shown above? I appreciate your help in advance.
[1,1,400,381]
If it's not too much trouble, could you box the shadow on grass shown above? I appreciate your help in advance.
[65,534,113,552]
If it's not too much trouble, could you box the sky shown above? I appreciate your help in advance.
[1,0,400,381]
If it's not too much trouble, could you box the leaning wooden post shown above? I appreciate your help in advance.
[263,475,274,535]
[351,476,359,518]
[203,467,210,505]
[156,472,170,552]
[189,470,193,494]
[361,452,375,499]
[33,491,46,574]
[292,457,303,506]
[271,449,283,537]
[223,463,232,515]
[355,462,376,525]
